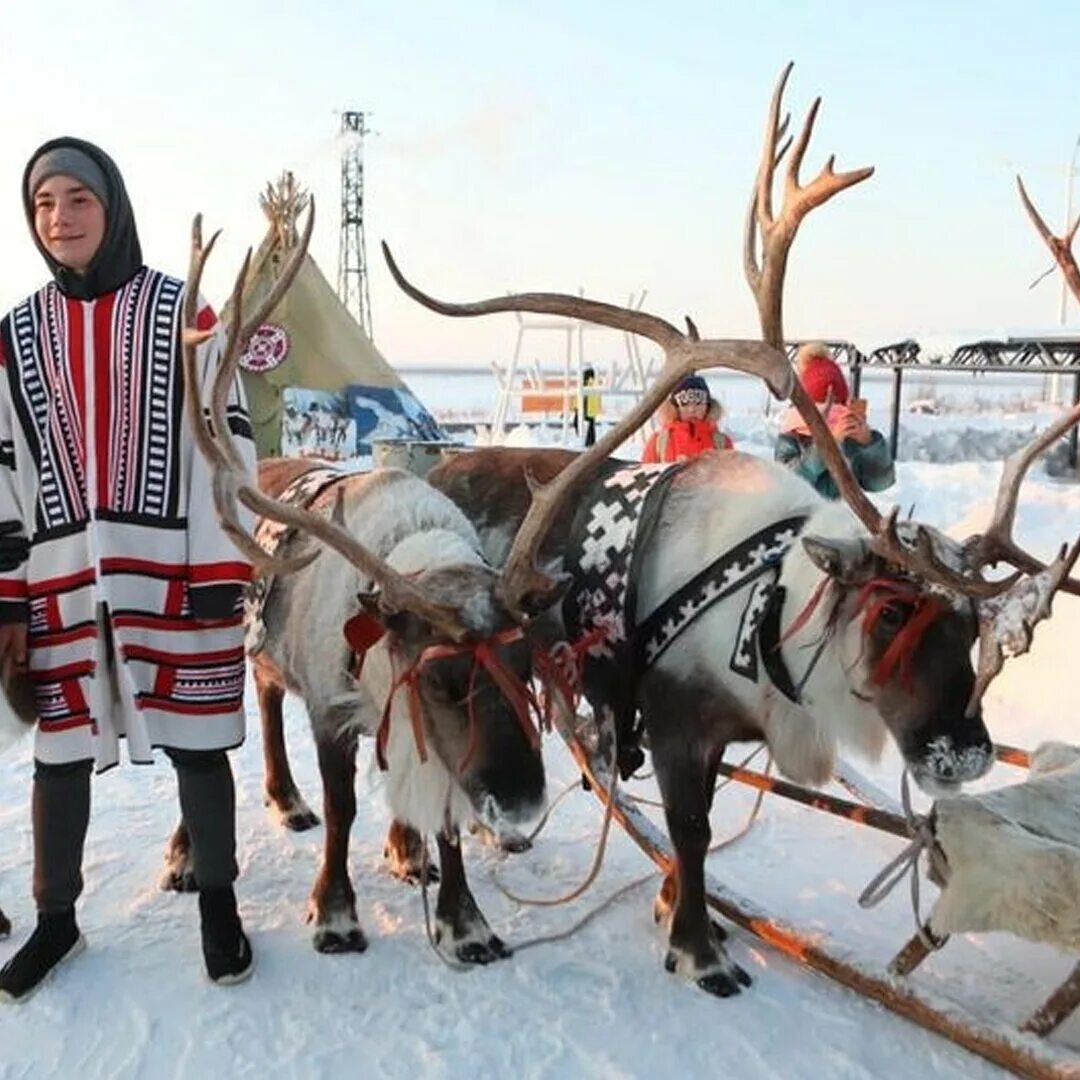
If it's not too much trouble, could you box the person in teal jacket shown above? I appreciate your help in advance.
[775,343,895,500]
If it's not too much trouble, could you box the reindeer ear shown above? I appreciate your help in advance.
[802,535,877,584]
[499,568,572,620]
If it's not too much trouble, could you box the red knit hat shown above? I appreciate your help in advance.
[797,346,849,405]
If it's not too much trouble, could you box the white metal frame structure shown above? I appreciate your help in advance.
[489,289,661,446]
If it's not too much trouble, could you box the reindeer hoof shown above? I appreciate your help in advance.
[266,794,320,832]
[664,946,750,997]
[455,935,512,965]
[313,925,368,954]
[0,909,10,938]
[159,866,199,893]
[498,833,532,855]
[282,807,320,832]
[384,856,439,887]
[383,846,439,886]
[696,967,750,998]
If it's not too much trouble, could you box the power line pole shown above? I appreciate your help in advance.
[338,110,374,339]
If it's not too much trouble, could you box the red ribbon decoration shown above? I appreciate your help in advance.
[368,623,611,775]
[854,577,945,689]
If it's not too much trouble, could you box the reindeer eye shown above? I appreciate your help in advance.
[877,603,908,630]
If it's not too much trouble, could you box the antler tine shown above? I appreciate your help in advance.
[181,218,226,470]
[745,64,881,541]
[211,248,254,471]
[208,201,316,472]
[240,199,316,343]
[756,61,795,231]
[745,109,794,291]
[748,63,874,347]
[868,505,1018,599]
[382,243,687,354]
[181,208,473,632]
[181,217,317,578]
[1017,176,1080,305]
[966,536,1080,716]
[963,399,1080,596]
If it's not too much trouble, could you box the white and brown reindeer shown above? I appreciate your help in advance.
[352,65,1079,997]
[164,208,575,963]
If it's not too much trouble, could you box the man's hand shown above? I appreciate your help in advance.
[0,622,28,682]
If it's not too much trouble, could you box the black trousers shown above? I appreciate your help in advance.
[32,749,238,912]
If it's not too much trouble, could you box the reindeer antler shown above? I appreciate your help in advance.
[183,208,471,643]
[948,177,1080,714]
[383,243,794,619]
[743,64,1020,602]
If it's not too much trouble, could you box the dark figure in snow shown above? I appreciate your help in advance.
[0,138,256,1003]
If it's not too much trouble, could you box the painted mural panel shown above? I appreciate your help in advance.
[280,388,357,460]
[344,384,445,454]
[279,384,445,461]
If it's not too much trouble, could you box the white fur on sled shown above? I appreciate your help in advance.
[928,742,1080,948]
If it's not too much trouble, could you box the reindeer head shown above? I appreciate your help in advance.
[773,510,983,793]
[349,540,546,831]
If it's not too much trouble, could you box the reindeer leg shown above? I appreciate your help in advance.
[308,729,366,953]
[433,828,511,965]
[0,906,10,938]
[257,665,318,832]
[383,819,438,885]
[159,819,199,892]
[654,742,749,997]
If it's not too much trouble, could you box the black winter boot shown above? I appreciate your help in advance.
[0,908,84,1003]
[199,887,253,985]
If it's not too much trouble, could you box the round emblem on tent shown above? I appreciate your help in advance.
[239,323,290,373]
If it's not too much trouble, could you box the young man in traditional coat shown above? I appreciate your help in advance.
[0,138,256,1001]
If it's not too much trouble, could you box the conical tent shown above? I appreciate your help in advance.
[228,173,442,460]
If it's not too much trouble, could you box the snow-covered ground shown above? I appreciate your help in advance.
[3,386,1080,1079]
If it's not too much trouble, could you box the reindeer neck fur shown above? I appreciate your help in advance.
[633,454,881,786]
[344,472,498,834]
[768,500,888,783]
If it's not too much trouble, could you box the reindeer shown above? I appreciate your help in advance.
[360,65,1080,997]
[168,208,600,964]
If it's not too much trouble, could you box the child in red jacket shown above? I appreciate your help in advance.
[642,375,733,464]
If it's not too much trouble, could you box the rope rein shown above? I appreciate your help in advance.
[857,771,944,952]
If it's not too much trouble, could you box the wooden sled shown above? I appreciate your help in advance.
[556,717,1080,1080]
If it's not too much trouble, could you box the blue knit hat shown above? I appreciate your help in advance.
[671,374,710,407]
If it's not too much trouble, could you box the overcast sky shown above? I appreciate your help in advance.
[3,1,1079,365]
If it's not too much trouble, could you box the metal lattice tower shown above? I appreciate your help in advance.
[337,110,374,339]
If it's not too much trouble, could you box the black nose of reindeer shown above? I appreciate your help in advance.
[907,709,994,795]
[469,744,546,828]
